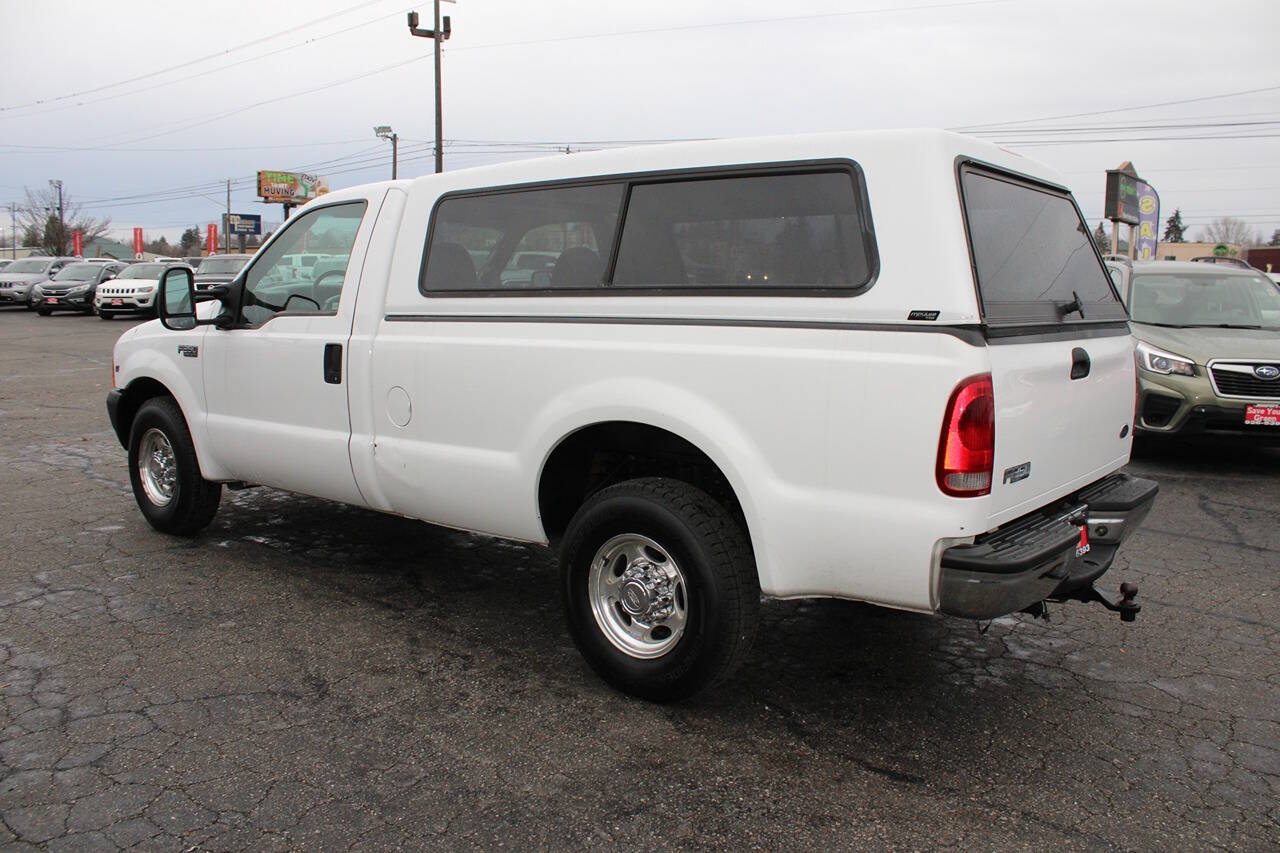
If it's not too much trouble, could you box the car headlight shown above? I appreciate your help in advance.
[68,284,90,295]
[1136,341,1195,376]
[136,284,155,293]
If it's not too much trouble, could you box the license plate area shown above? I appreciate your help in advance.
[1244,404,1280,426]
[111,299,124,306]
[46,297,58,304]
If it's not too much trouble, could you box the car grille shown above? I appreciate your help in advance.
[43,288,71,296]
[1210,363,1280,399]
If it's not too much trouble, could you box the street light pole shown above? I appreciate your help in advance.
[408,2,454,174]
[375,126,399,179]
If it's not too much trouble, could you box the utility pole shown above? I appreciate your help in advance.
[375,126,399,179]
[225,179,231,254]
[408,1,454,174]
[48,179,64,255]
[9,203,15,259]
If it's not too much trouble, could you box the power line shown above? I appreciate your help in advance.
[1,4,419,122]
[90,55,432,149]
[447,0,1013,53]
[0,0,396,113]
[954,83,1280,131]
[0,139,368,154]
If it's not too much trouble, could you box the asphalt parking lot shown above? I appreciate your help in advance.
[0,308,1277,851]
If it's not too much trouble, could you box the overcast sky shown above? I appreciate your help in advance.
[1,0,1277,245]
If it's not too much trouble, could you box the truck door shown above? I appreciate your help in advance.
[201,199,374,505]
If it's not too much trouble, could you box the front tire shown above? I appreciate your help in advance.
[560,477,759,702]
[98,310,114,320]
[128,397,221,535]
[36,306,51,316]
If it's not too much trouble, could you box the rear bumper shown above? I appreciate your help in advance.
[938,473,1158,620]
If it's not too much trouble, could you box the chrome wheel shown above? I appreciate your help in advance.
[588,533,689,659]
[137,428,178,507]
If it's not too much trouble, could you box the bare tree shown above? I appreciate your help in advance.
[1197,216,1258,247]
[17,184,111,256]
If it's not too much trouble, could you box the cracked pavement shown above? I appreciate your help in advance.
[0,308,1277,850]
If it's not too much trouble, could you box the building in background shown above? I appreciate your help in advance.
[1154,241,1245,262]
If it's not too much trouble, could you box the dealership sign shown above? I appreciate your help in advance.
[72,230,83,258]
[225,213,262,236]
[1133,181,1160,261]
[207,223,219,254]
[257,170,329,204]
[133,227,144,258]
[1104,167,1141,225]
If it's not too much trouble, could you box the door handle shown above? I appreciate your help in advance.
[323,343,343,384]
[1070,347,1090,380]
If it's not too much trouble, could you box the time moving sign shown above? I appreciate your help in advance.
[257,170,329,204]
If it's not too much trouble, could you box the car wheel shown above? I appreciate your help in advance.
[128,397,221,536]
[98,310,114,320]
[36,306,51,316]
[560,477,759,701]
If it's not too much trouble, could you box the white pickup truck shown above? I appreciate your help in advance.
[109,130,1157,700]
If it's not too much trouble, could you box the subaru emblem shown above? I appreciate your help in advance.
[1255,365,1280,380]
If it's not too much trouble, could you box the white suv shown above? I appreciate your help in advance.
[108,130,1156,700]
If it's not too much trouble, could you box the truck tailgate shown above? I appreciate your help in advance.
[986,333,1135,522]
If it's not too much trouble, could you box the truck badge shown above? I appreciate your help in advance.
[1002,461,1031,484]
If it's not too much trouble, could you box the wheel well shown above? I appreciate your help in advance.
[538,421,746,544]
[113,378,174,447]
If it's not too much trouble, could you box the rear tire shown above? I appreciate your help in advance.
[128,397,221,536]
[560,477,759,702]
[36,306,51,316]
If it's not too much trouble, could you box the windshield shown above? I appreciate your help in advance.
[1129,272,1280,330]
[197,257,249,275]
[6,259,51,274]
[118,264,166,280]
[53,263,101,281]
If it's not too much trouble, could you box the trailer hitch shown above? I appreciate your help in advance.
[1081,581,1140,622]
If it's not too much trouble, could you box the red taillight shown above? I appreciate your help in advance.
[937,374,994,497]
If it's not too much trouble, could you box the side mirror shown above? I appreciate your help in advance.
[158,267,197,330]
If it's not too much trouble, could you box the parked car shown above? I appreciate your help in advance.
[96,262,192,319]
[0,260,13,271]
[109,129,1157,700]
[182,256,205,268]
[1123,260,1280,439]
[0,256,78,308]
[193,254,253,294]
[34,261,128,315]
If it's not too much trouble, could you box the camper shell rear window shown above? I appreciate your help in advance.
[959,164,1126,327]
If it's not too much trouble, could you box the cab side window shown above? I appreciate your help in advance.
[241,202,367,325]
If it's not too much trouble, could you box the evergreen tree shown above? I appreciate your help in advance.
[1092,221,1110,254]
[179,227,202,255]
[1162,209,1186,243]
[1268,228,1280,247]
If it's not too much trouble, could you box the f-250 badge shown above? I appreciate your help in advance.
[1002,461,1031,484]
